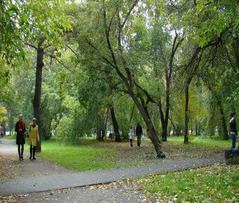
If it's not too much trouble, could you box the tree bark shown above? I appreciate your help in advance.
[110,106,121,142]
[184,81,190,144]
[217,99,228,140]
[159,98,169,141]
[33,44,44,152]
[129,91,165,158]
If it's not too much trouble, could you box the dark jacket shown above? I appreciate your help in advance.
[230,117,237,134]
[136,124,142,136]
[15,121,26,145]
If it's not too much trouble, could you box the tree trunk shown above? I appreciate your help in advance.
[129,92,165,158]
[195,124,198,136]
[184,82,190,144]
[161,121,168,141]
[159,100,168,142]
[110,106,121,142]
[164,79,170,141]
[217,99,228,140]
[33,45,44,152]
[102,7,164,157]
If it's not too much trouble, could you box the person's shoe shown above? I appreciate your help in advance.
[29,156,32,160]
[33,157,36,160]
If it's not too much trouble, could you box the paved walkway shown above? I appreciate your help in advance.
[0,138,225,195]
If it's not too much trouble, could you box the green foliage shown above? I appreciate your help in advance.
[181,0,239,47]
[0,0,25,60]
[2,0,239,149]
[55,95,84,143]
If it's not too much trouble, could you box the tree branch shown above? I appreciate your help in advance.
[134,80,157,104]
[120,0,139,30]
[25,43,37,50]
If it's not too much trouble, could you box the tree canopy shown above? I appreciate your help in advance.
[1,0,239,157]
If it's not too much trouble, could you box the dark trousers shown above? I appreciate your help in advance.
[130,139,133,147]
[18,144,24,158]
[231,133,237,148]
[137,135,141,147]
[30,145,36,159]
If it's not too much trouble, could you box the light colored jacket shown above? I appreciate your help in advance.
[128,128,134,139]
[28,124,39,146]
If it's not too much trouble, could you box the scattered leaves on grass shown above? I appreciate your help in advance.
[138,163,239,202]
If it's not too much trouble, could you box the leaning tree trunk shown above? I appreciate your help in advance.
[33,45,44,152]
[102,5,164,157]
[129,91,165,158]
[110,106,121,142]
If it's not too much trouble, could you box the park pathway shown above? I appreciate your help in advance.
[0,137,225,195]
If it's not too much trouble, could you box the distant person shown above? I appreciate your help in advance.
[29,118,39,160]
[128,126,134,147]
[229,112,237,149]
[15,115,26,160]
[136,123,143,147]
[0,125,3,137]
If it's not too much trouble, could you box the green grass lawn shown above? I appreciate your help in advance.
[36,135,230,171]
[39,139,116,171]
[168,135,229,148]
[140,164,239,202]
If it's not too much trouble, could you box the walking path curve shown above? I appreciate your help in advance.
[0,138,225,195]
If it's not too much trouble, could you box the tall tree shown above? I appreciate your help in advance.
[23,0,71,150]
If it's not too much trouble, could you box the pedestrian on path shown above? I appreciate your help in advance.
[136,123,143,147]
[229,112,237,149]
[128,126,134,147]
[15,114,26,160]
[29,118,39,160]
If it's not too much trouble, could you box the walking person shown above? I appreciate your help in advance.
[29,118,39,160]
[15,115,26,160]
[128,126,134,147]
[136,123,143,147]
[229,112,237,149]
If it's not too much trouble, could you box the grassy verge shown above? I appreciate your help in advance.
[139,164,239,202]
[39,139,116,171]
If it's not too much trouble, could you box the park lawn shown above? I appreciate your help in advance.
[38,136,230,171]
[139,164,239,203]
[168,135,229,148]
[163,136,230,159]
[39,139,116,171]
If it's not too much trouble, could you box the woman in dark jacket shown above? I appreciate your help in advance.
[15,115,26,160]
[229,112,237,149]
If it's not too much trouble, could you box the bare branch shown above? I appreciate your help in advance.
[25,43,37,50]
[120,0,139,30]
[49,54,74,73]
[66,45,80,59]
[134,80,157,104]
[86,39,117,69]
